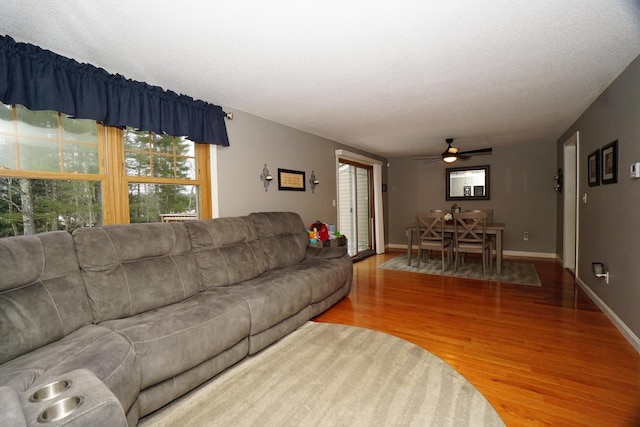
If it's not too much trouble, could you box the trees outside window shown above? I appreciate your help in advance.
[128,183,198,224]
[0,178,102,237]
[0,104,210,236]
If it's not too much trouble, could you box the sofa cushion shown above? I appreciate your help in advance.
[73,222,200,322]
[0,231,92,365]
[99,290,250,389]
[136,339,249,417]
[0,386,26,427]
[223,269,312,337]
[248,212,308,269]
[0,325,140,413]
[184,217,268,289]
[285,256,353,304]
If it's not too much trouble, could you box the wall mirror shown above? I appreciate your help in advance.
[446,165,490,201]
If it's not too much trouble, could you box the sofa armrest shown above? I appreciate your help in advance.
[306,244,348,259]
[19,369,128,427]
[0,386,26,427]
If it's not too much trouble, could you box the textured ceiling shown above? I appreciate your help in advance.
[1,1,639,158]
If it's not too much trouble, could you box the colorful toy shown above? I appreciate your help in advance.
[308,227,319,243]
[309,221,342,243]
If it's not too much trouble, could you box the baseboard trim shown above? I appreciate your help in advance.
[503,250,556,259]
[576,276,640,355]
[387,244,407,250]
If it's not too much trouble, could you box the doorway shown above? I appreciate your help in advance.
[335,149,385,258]
[563,132,579,273]
[338,160,375,259]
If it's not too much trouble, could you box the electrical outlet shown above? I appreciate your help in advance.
[523,231,529,241]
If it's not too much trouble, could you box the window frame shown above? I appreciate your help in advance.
[0,104,211,228]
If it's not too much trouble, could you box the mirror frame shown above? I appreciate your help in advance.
[445,165,490,201]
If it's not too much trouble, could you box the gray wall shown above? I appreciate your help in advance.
[387,140,557,254]
[215,108,387,231]
[557,54,640,341]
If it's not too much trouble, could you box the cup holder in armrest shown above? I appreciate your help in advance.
[29,380,72,402]
[37,396,83,423]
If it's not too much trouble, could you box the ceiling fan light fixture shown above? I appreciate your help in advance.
[442,138,458,163]
[443,154,458,163]
[409,138,490,164]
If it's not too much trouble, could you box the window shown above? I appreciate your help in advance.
[0,103,211,236]
[121,128,207,224]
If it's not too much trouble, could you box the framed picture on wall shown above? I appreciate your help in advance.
[278,168,306,191]
[601,140,618,185]
[587,149,600,187]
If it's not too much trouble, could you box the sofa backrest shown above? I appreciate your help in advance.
[73,222,199,323]
[0,231,93,364]
[184,217,268,289]
[248,212,308,269]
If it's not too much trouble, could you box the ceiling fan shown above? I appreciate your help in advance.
[414,138,493,164]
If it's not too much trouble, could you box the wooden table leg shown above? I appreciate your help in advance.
[496,229,503,274]
[407,228,413,266]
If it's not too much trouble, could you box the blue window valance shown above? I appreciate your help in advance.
[0,35,229,146]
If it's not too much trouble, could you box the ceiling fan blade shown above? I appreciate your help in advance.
[412,154,441,160]
[416,140,491,163]
[457,147,493,156]
[421,157,442,165]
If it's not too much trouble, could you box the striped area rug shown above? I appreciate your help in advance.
[139,322,504,427]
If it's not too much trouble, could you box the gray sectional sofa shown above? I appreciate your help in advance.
[0,212,352,426]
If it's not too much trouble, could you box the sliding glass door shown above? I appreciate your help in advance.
[338,160,374,258]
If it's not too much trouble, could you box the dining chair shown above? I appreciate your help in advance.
[415,211,453,271]
[424,209,450,257]
[465,209,494,264]
[452,211,492,275]
[465,209,493,224]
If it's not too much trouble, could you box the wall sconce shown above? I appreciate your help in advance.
[309,170,320,193]
[592,262,609,285]
[553,168,563,193]
[260,163,273,192]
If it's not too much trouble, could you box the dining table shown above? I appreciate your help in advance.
[406,221,506,274]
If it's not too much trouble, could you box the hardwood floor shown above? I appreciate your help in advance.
[314,251,640,426]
